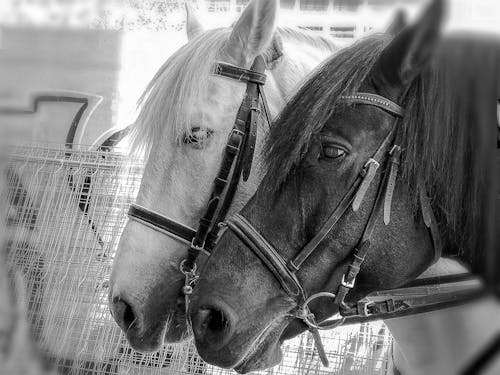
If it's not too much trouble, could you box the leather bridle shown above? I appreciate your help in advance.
[126,55,272,299]
[222,93,451,366]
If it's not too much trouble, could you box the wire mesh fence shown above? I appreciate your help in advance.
[0,144,393,375]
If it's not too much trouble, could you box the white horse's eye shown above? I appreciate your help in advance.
[182,127,213,149]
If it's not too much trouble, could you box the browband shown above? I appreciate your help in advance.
[340,93,404,118]
[213,62,267,85]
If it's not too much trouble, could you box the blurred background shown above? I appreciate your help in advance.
[1,0,499,147]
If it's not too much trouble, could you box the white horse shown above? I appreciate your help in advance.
[109,0,340,352]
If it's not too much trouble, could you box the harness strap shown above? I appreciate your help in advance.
[383,145,401,224]
[180,56,268,270]
[335,121,400,308]
[290,123,398,272]
[241,97,259,181]
[340,93,404,118]
[341,286,486,320]
[226,214,304,298]
[419,188,443,264]
[213,62,267,85]
[201,56,268,253]
[128,204,199,247]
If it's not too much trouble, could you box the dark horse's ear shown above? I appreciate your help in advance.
[386,9,408,36]
[373,0,445,95]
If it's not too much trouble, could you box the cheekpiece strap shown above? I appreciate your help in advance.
[213,62,267,85]
[340,93,404,118]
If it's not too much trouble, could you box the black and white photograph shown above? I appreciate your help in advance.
[0,0,499,374]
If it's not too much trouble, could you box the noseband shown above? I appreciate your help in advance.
[126,55,271,299]
[224,93,446,366]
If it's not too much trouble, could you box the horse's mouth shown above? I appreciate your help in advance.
[232,318,291,374]
[125,305,192,352]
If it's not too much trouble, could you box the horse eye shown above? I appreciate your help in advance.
[322,145,347,159]
[182,127,213,149]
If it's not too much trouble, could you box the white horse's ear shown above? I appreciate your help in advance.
[185,3,204,41]
[225,0,278,67]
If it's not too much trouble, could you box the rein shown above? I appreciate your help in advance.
[223,93,481,367]
[126,55,272,307]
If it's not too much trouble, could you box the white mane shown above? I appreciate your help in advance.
[131,27,339,157]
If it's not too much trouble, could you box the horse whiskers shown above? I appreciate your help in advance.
[126,316,138,333]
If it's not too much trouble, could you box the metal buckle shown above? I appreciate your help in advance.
[341,274,356,289]
[360,301,375,317]
[364,158,380,170]
[389,145,401,155]
[190,238,206,253]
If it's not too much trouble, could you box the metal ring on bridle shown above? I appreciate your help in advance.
[179,259,197,276]
[300,292,346,330]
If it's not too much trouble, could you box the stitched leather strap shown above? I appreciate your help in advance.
[340,93,404,118]
[383,145,401,224]
[341,286,485,320]
[128,204,198,246]
[200,56,268,253]
[290,122,398,272]
[213,62,267,85]
[226,214,304,298]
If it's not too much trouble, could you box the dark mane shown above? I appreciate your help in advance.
[265,34,390,188]
[265,33,500,267]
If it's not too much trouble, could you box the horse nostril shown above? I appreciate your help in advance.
[193,306,234,349]
[111,296,137,330]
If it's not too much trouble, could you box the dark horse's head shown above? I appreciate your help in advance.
[189,0,500,372]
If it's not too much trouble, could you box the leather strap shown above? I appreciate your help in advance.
[290,122,398,272]
[128,204,199,247]
[213,62,267,85]
[341,286,486,321]
[383,145,401,224]
[340,93,404,118]
[199,56,268,254]
[226,214,304,299]
[419,188,443,264]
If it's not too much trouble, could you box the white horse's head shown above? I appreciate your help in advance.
[109,0,338,352]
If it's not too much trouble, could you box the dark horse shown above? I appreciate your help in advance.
[189,0,500,372]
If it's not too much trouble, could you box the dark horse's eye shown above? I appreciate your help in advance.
[322,145,347,160]
[182,127,213,149]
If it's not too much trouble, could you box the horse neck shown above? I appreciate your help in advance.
[386,258,500,374]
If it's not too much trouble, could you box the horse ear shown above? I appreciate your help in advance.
[225,0,278,67]
[386,9,407,36]
[185,3,204,41]
[374,0,444,92]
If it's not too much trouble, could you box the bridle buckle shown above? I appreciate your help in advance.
[389,145,401,155]
[364,158,380,170]
[360,301,375,317]
[190,238,206,253]
[341,274,356,289]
